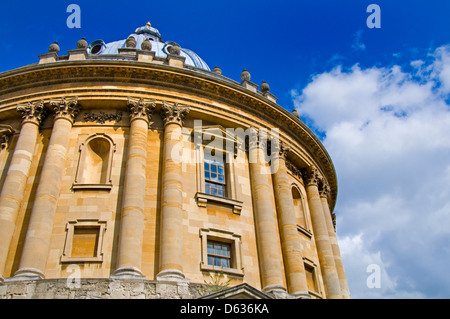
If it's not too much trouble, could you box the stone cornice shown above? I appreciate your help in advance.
[0,60,337,211]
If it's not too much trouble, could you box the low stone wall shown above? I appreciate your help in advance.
[0,278,218,299]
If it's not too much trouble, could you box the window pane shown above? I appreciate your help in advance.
[211,188,217,195]
[208,256,214,266]
[211,173,217,181]
[214,257,221,267]
[218,174,224,183]
[211,165,217,173]
[204,162,210,171]
[222,258,230,268]
[207,242,214,254]
[222,244,230,257]
[218,166,224,175]
[214,244,221,255]
[205,171,210,180]
[218,190,224,197]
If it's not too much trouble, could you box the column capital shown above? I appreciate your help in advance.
[16,100,48,126]
[303,165,322,187]
[160,101,189,127]
[320,182,331,198]
[50,96,80,123]
[277,140,290,161]
[127,97,156,123]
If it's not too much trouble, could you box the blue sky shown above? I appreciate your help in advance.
[1,1,450,299]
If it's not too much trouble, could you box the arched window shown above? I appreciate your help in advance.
[73,134,115,190]
[292,185,309,232]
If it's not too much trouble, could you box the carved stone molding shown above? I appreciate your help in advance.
[84,111,123,124]
[160,101,189,126]
[50,96,80,123]
[127,97,155,123]
[16,100,48,126]
[285,160,302,180]
[303,165,322,187]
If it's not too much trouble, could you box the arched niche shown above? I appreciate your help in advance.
[73,133,116,190]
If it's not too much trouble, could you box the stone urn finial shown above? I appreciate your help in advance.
[77,37,88,49]
[212,66,222,75]
[240,69,251,82]
[260,80,270,93]
[292,109,300,119]
[141,38,152,51]
[125,36,137,48]
[49,41,60,53]
[167,43,181,56]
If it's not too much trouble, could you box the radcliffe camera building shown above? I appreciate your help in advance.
[0,22,350,299]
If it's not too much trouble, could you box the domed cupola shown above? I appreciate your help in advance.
[87,21,210,71]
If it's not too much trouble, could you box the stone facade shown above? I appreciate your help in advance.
[0,23,349,299]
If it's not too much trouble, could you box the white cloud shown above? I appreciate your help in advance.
[292,45,450,298]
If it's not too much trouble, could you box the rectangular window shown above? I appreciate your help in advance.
[204,158,226,197]
[207,241,231,268]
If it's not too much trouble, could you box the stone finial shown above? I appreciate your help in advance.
[127,97,156,123]
[50,96,80,123]
[240,69,251,81]
[126,36,137,48]
[167,43,181,56]
[16,100,48,126]
[260,81,270,93]
[48,41,60,53]
[141,38,152,51]
[292,109,300,119]
[77,37,88,49]
[160,101,189,126]
[212,66,222,75]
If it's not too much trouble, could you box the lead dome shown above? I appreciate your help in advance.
[87,22,210,71]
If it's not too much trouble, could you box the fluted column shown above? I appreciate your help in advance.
[248,131,286,293]
[157,102,189,280]
[304,166,342,298]
[14,97,79,279]
[113,98,155,278]
[320,184,351,298]
[272,142,310,298]
[0,101,48,281]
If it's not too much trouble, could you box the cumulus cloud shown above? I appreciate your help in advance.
[292,45,450,298]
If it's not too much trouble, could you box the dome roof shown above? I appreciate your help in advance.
[86,22,210,71]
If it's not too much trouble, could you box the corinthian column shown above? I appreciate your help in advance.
[0,101,48,281]
[157,102,189,280]
[14,97,79,279]
[248,130,286,294]
[271,142,310,298]
[113,98,155,278]
[304,166,342,298]
[320,183,351,298]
